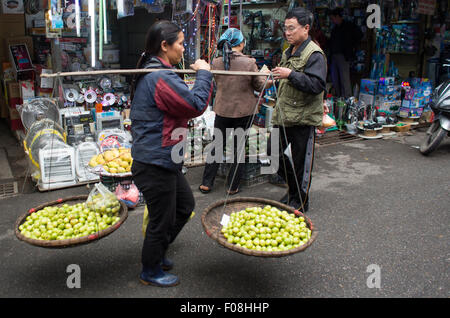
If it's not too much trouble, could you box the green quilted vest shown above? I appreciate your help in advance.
[272,40,325,127]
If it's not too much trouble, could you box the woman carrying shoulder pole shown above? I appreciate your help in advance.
[130,20,213,287]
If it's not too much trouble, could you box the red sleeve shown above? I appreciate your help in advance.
[154,71,213,119]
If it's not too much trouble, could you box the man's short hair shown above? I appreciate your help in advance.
[330,8,344,17]
[285,7,314,28]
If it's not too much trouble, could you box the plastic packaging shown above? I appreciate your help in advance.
[17,98,60,131]
[115,183,140,208]
[86,183,120,215]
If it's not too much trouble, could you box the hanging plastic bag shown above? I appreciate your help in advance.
[115,183,140,209]
[86,183,121,215]
[321,101,336,129]
[322,113,336,129]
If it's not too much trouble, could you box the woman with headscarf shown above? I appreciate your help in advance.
[199,28,272,195]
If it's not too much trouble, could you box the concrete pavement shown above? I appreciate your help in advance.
[0,123,449,298]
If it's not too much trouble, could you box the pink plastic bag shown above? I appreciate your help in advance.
[115,183,140,208]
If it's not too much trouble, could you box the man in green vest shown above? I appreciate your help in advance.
[271,7,327,212]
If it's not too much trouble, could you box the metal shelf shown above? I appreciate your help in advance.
[224,1,285,6]
[387,51,418,55]
[391,20,421,24]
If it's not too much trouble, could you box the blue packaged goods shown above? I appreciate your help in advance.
[360,79,378,95]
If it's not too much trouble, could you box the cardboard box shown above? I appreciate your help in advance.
[378,77,395,86]
[1,0,24,14]
[19,80,34,101]
[359,93,375,106]
[5,36,34,60]
[6,80,20,98]
[398,106,423,118]
[377,85,395,95]
[5,80,21,108]
[7,105,24,130]
[360,79,378,95]
[402,100,412,108]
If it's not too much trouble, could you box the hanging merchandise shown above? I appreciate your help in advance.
[141,0,165,13]
[117,0,134,19]
[99,0,103,60]
[173,0,193,16]
[103,0,108,44]
[88,0,96,67]
[63,1,81,31]
[172,0,202,65]
[75,0,81,37]
[45,5,62,38]
[49,0,64,29]
[200,2,219,62]
[24,0,41,14]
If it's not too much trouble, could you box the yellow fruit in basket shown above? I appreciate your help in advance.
[97,155,105,165]
[108,161,119,169]
[109,167,118,174]
[121,152,132,162]
[103,165,110,172]
[104,151,115,162]
[119,160,129,169]
[117,167,126,173]
[125,165,131,172]
[89,156,98,167]
[119,147,129,154]
[111,149,120,158]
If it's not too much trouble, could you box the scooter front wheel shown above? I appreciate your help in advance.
[419,121,447,155]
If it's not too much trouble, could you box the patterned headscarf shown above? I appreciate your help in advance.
[218,28,244,47]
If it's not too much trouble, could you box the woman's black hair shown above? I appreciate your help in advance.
[217,39,234,71]
[285,7,314,28]
[131,20,182,100]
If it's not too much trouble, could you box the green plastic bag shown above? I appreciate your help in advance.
[142,206,196,237]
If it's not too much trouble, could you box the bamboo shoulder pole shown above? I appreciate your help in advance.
[40,69,273,78]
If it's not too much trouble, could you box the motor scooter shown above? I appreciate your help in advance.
[420,80,450,155]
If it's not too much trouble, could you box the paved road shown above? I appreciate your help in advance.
[0,129,449,298]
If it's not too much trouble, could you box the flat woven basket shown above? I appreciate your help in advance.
[15,195,128,248]
[201,197,317,258]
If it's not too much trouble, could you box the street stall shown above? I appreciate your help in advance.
[0,0,447,254]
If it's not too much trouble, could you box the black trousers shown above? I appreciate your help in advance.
[132,161,194,269]
[275,125,316,208]
[201,114,253,192]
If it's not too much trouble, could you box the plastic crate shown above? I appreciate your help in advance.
[241,174,269,187]
[218,162,261,179]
